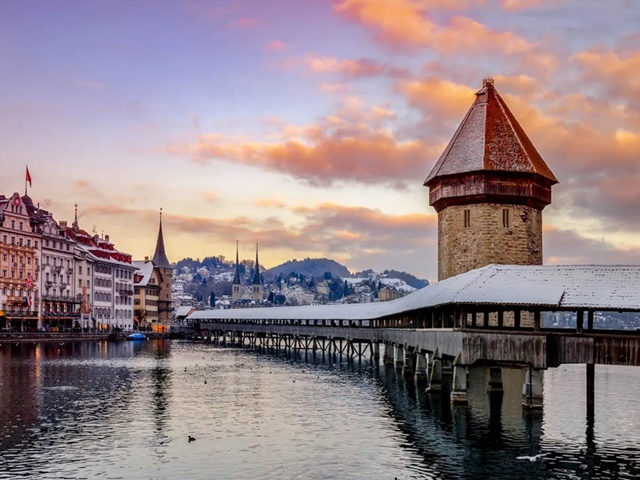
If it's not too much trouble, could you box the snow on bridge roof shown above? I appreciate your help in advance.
[188,264,640,322]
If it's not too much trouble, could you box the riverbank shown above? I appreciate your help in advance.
[0,332,176,343]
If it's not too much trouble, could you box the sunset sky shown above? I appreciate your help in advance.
[2,0,639,281]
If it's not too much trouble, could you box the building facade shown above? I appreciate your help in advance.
[424,78,557,281]
[133,258,161,331]
[0,193,40,331]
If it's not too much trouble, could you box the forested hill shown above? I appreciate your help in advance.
[263,258,350,280]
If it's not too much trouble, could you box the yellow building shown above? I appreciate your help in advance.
[133,258,161,331]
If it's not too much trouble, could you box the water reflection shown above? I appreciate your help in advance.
[1,340,639,479]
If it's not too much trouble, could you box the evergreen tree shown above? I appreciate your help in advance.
[209,291,216,308]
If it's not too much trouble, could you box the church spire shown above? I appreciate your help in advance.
[72,203,79,229]
[152,208,171,268]
[252,243,261,285]
[233,240,241,285]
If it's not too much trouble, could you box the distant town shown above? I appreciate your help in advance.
[0,187,429,335]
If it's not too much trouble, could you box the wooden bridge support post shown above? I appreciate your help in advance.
[586,363,595,421]
[487,366,504,394]
[383,343,395,366]
[451,363,469,405]
[372,342,380,365]
[402,346,415,376]
[426,353,442,393]
[394,345,404,369]
[587,310,594,331]
[414,351,428,383]
[522,366,544,410]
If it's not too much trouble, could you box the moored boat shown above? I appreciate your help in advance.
[126,332,147,341]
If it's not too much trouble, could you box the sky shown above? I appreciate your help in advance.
[1,0,640,281]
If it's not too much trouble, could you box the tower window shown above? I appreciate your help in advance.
[463,209,471,228]
[502,209,510,228]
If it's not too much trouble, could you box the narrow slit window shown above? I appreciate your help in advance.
[464,209,471,228]
[502,209,510,228]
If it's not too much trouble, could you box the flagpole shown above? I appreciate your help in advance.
[25,164,28,196]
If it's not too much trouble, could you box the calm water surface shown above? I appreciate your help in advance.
[1,340,639,479]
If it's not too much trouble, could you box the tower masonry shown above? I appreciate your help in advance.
[425,78,558,281]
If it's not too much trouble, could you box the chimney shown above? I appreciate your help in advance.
[105,234,110,242]
[59,221,67,228]
[145,256,149,262]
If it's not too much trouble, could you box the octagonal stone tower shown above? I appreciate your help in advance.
[425,78,558,281]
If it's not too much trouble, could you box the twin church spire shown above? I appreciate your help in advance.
[232,241,263,303]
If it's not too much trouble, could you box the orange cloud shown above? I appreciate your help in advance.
[501,0,561,10]
[166,98,436,186]
[572,49,640,102]
[266,40,288,52]
[230,17,259,28]
[304,55,408,78]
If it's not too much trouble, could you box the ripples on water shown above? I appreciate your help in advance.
[0,340,639,479]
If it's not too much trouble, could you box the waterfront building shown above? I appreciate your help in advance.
[39,215,78,331]
[0,193,41,331]
[133,257,161,330]
[64,220,136,331]
[424,78,557,281]
[151,212,173,331]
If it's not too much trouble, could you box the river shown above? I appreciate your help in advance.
[0,340,639,479]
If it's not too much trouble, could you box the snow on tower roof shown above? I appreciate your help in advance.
[189,264,640,322]
[424,78,558,185]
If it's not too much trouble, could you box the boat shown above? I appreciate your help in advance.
[126,332,147,341]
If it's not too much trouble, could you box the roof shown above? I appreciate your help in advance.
[175,305,195,317]
[133,260,155,286]
[425,78,557,185]
[188,264,640,322]
[152,215,171,268]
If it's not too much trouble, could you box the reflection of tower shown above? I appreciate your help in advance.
[424,78,558,281]
[152,209,173,328]
[251,243,263,301]
[232,241,242,302]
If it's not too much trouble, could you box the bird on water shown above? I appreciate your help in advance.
[188,435,196,442]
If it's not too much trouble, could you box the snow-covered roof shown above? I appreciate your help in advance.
[133,261,155,286]
[175,305,194,317]
[188,264,640,322]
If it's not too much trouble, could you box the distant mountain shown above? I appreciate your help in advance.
[264,258,350,280]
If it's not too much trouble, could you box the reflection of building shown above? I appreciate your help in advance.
[133,212,173,333]
[424,78,557,281]
[0,193,41,331]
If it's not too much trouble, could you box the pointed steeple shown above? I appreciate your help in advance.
[252,243,261,285]
[232,240,241,285]
[425,77,557,186]
[72,204,79,229]
[152,208,171,268]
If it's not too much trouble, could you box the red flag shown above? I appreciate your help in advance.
[26,166,32,187]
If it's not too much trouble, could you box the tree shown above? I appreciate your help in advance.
[209,291,216,308]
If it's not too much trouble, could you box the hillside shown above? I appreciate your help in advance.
[264,258,350,280]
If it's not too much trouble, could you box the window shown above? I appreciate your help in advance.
[463,209,471,228]
[502,209,510,228]
[19,222,23,231]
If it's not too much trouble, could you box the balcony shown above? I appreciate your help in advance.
[118,288,134,296]
[67,268,73,275]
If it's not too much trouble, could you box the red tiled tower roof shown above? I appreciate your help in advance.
[425,78,557,186]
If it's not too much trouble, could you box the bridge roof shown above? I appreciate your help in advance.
[188,264,640,322]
